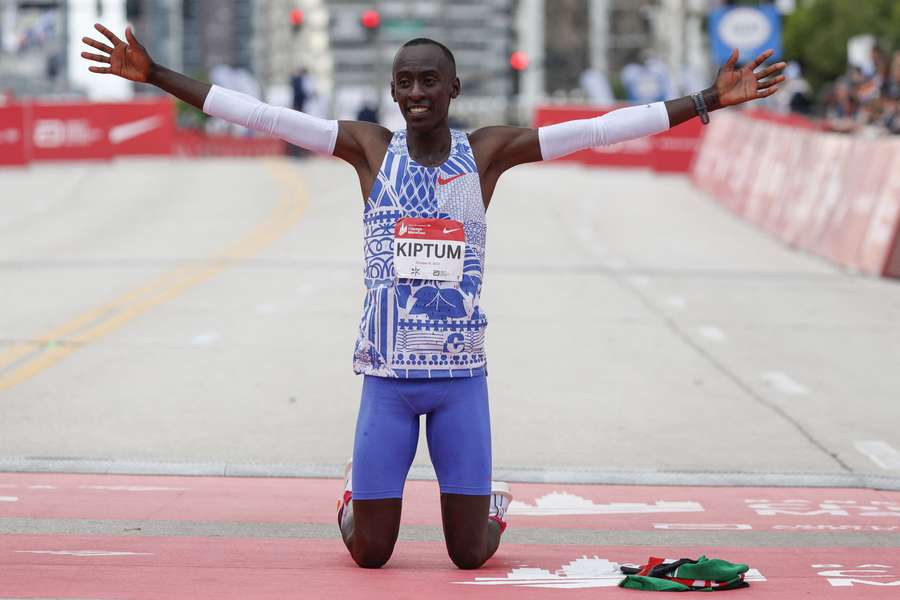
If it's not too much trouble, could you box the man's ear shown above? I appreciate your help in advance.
[450,77,460,99]
[391,80,397,102]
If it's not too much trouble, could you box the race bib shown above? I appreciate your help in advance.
[394,217,465,282]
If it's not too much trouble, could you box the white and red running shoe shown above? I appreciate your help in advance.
[488,481,512,533]
[337,459,353,530]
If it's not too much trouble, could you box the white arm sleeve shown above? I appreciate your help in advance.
[202,84,338,155]
[538,102,670,160]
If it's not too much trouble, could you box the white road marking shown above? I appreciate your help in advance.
[854,441,900,470]
[28,485,57,489]
[605,257,627,270]
[509,492,703,516]
[190,331,220,346]
[664,295,687,309]
[456,557,766,588]
[255,303,276,315]
[0,496,17,502]
[762,371,810,395]
[697,325,726,342]
[626,275,652,288]
[654,523,752,530]
[79,485,190,492]
[15,550,153,557]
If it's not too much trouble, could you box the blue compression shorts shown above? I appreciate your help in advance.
[351,374,492,500]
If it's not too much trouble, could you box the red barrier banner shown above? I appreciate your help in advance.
[172,129,286,157]
[101,99,175,156]
[534,105,702,172]
[29,102,113,161]
[29,99,175,161]
[0,104,28,166]
[691,110,900,279]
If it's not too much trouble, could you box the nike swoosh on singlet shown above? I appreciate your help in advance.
[437,173,465,185]
[442,227,462,234]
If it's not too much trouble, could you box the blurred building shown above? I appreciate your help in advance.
[324,0,516,126]
[0,0,68,97]
[545,0,710,100]
[126,0,331,102]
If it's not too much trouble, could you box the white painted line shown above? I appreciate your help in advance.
[697,325,726,342]
[605,258,627,270]
[190,331,220,346]
[0,496,17,502]
[762,371,810,395]
[28,484,57,489]
[855,441,900,470]
[626,275,652,288]
[664,295,687,309]
[15,550,154,557]
[255,303,276,315]
[79,485,189,492]
[654,523,752,531]
[509,492,704,516]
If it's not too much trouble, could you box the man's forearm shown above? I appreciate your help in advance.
[665,88,721,128]
[148,63,211,110]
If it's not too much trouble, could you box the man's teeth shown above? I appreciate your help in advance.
[409,107,429,113]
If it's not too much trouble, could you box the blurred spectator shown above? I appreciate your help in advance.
[356,102,378,124]
[620,52,674,104]
[824,79,859,133]
[579,68,614,105]
[883,51,900,100]
[816,46,899,136]
[777,61,813,115]
[291,67,310,113]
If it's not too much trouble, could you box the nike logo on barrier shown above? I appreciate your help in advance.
[442,227,462,234]
[437,173,465,185]
[108,115,165,144]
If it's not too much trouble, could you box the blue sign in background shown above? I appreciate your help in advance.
[709,4,782,65]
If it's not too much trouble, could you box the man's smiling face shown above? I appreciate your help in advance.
[391,43,459,132]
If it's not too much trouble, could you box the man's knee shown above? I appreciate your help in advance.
[351,542,395,569]
[448,546,486,570]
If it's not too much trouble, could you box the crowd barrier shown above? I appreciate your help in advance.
[0,99,285,165]
[534,105,704,173]
[691,111,900,279]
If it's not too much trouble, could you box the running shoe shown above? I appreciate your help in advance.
[488,480,512,533]
[337,459,353,529]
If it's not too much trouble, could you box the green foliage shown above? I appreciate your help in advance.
[783,0,900,92]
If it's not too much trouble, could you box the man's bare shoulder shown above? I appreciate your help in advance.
[468,125,541,172]
[338,120,394,146]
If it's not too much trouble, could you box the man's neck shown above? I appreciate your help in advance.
[406,123,451,166]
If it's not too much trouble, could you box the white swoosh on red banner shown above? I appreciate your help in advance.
[108,115,165,144]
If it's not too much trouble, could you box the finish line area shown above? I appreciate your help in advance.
[1,472,899,598]
[2,160,900,597]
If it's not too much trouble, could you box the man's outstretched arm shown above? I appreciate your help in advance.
[81,23,390,175]
[471,48,786,178]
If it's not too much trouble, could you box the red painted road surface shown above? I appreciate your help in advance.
[2,473,899,598]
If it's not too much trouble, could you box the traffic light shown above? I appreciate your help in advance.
[290,8,304,34]
[361,9,381,31]
[509,50,529,71]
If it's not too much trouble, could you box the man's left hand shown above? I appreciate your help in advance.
[714,48,787,108]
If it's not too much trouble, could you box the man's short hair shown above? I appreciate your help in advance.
[399,38,457,77]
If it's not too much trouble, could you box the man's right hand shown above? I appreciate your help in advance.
[81,23,152,83]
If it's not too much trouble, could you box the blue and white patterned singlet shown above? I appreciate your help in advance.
[352,129,488,379]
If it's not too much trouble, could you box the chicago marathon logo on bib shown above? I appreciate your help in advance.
[394,217,465,282]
